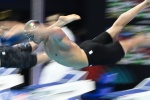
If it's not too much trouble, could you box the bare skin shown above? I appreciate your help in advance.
[106,0,150,54]
[43,27,88,68]
[31,14,88,68]
[1,0,150,68]
[48,14,81,29]
[106,0,150,41]
[30,0,150,68]
[0,14,81,66]
[36,14,82,65]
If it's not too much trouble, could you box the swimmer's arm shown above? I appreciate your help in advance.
[47,27,71,50]
[13,41,38,52]
[106,1,149,36]
[0,21,22,29]
[3,23,24,38]
[36,52,51,64]
[29,41,38,52]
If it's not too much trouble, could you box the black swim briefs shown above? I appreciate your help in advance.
[79,31,125,65]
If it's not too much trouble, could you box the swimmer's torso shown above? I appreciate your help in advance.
[44,34,88,68]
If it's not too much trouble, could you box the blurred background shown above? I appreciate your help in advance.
[1,0,150,99]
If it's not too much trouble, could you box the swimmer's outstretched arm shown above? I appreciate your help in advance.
[0,21,22,30]
[1,14,80,39]
[1,22,24,38]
